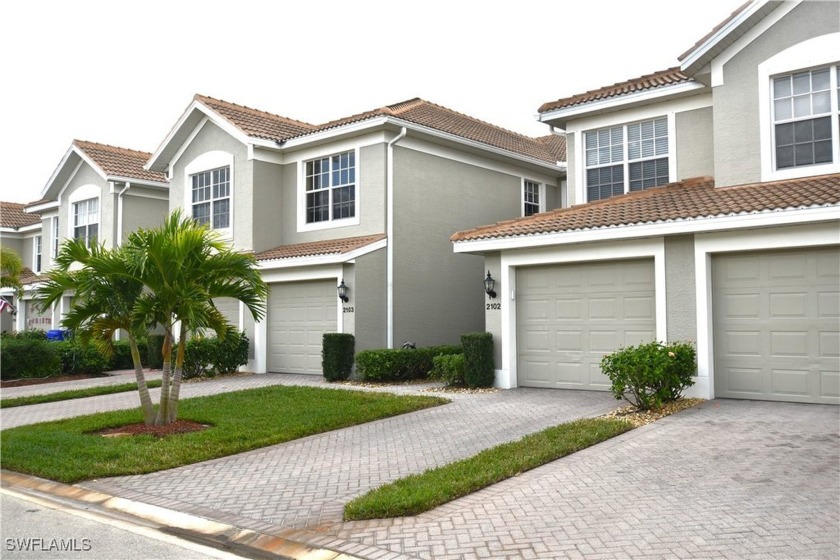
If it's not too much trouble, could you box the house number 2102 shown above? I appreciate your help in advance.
[486,303,501,310]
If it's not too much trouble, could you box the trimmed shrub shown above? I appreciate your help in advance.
[54,340,110,376]
[322,333,355,382]
[109,340,136,370]
[147,334,165,369]
[180,328,250,379]
[1,329,48,341]
[0,337,61,379]
[600,340,697,411]
[429,353,466,386]
[356,344,462,382]
[461,332,495,388]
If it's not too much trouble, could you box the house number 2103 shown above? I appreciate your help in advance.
[486,303,501,310]
[343,306,355,313]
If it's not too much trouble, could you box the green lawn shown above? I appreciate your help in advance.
[344,417,633,520]
[0,380,164,408]
[0,385,448,483]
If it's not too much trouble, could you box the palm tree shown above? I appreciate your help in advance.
[125,210,268,424]
[37,239,156,424]
[1,246,24,293]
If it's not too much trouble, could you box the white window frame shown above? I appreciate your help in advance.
[758,33,840,181]
[583,116,670,202]
[67,185,101,248]
[522,179,544,216]
[71,198,99,248]
[52,216,59,258]
[33,235,42,273]
[297,147,360,232]
[184,151,234,239]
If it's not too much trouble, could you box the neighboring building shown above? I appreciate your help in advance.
[0,202,42,332]
[146,95,566,373]
[1,140,169,332]
[451,0,840,404]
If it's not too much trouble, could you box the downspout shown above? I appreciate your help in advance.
[386,127,407,349]
[116,182,131,247]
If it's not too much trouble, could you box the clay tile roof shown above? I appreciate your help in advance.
[451,173,840,243]
[196,95,562,165]
[194,94,317,141]
[254,233,386,262]
[73,140,167,184]
[0,201,41,229]
[19,267,42,285]
[537,67,694,114]
[536,134,567,162]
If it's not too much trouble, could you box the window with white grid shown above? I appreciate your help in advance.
[523,180,541,216]
[305,151,355,223]
[191,166,230,229]
[72,198,99,247]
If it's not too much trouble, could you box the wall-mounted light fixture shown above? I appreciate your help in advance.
[337,279,349,302]
[484,271,497,299]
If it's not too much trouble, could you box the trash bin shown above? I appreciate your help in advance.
[46,329,68,341]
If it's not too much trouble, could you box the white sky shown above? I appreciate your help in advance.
[1,0,742,204]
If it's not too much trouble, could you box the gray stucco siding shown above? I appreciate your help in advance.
[566,134,578,206]
[713,1,839,187]
[252,160,285,253]
[664,235,697,343]
[392,147,521,347]
[675,107,714,180]
[121,192,168,244]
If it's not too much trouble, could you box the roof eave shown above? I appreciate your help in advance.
[256,237,387,269]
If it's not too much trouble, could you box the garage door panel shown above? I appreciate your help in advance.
[268,280,337,375]
[518,259,656,390]
[713,246,840,404]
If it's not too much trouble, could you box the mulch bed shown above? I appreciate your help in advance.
[0,373,107,388]
[95,420,210,438]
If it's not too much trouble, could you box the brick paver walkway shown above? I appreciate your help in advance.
[3,373,838,559]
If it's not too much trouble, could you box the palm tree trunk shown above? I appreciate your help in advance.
[128,332,155,425]
[155,330,173,425]
[168,322,187,423]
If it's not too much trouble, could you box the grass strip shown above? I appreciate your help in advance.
[344,417,633,521]
[1,380,164,409]
[0,385,448,483]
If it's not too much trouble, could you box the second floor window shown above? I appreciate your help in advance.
[73,198,98,247]
[192,166,231,230]
[305,151,355,223]
[33,235,42,273]
[523,180,541,216]
[772,66,838,170]
[585,117,669,202]
[52,216,59,258]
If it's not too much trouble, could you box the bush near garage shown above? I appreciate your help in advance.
[461,332,495,388]
[322,333,355,382]
[356,345,462,382]
[0,332,61,379]
[429,353,466,386]
[600,340,696,411]
[54,339,110,376]
[177,328,250,380]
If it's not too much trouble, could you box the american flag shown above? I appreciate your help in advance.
[0,299,14,314]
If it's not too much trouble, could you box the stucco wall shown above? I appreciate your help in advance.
[664,235,697,343]
[392,146,521,346]
[676,107,714,180]
[353,247,387,351]
[252,160,284,253]
[712,1,839,187]
[121,190,168,244]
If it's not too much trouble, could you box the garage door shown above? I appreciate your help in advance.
[713,247,840,404]
[517,259,656,389]
[268,280,337,374]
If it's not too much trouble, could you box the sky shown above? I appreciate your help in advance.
[1,0,745,204]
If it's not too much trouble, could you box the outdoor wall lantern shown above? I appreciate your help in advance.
[337,279,349,302]
[484,271,497,299]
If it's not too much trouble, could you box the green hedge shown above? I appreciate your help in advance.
[178,328,249,379]
[356,345,462,382]
[322,333,355,382]
[461,332,495,388]
[429,353,466,386]
[0,337,61,379]
[54,340,110,376]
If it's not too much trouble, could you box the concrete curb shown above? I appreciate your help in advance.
[1,470,361,560]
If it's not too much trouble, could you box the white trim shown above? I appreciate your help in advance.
[55,159,85,204]
[184,151,235,241]
[521,178,545,216]
[692,221,840,400]
[758,34,840,182]
[24,200,59,213]
[539,82,706,126]
[256,237,386,271]
[169,116,211,177]
[67,184,101,204]
[453,205,839,254]
[709,0,799,87]
[32,235,42,273]
[296,147,361,233]
[0,224,41,234]
[495,238,666,389]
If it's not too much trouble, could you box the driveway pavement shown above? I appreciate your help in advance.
[2,373,839,559]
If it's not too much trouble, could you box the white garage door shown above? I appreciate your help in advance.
[517,259,657,390]
[713,247,840,404]
[268,280,337,374]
